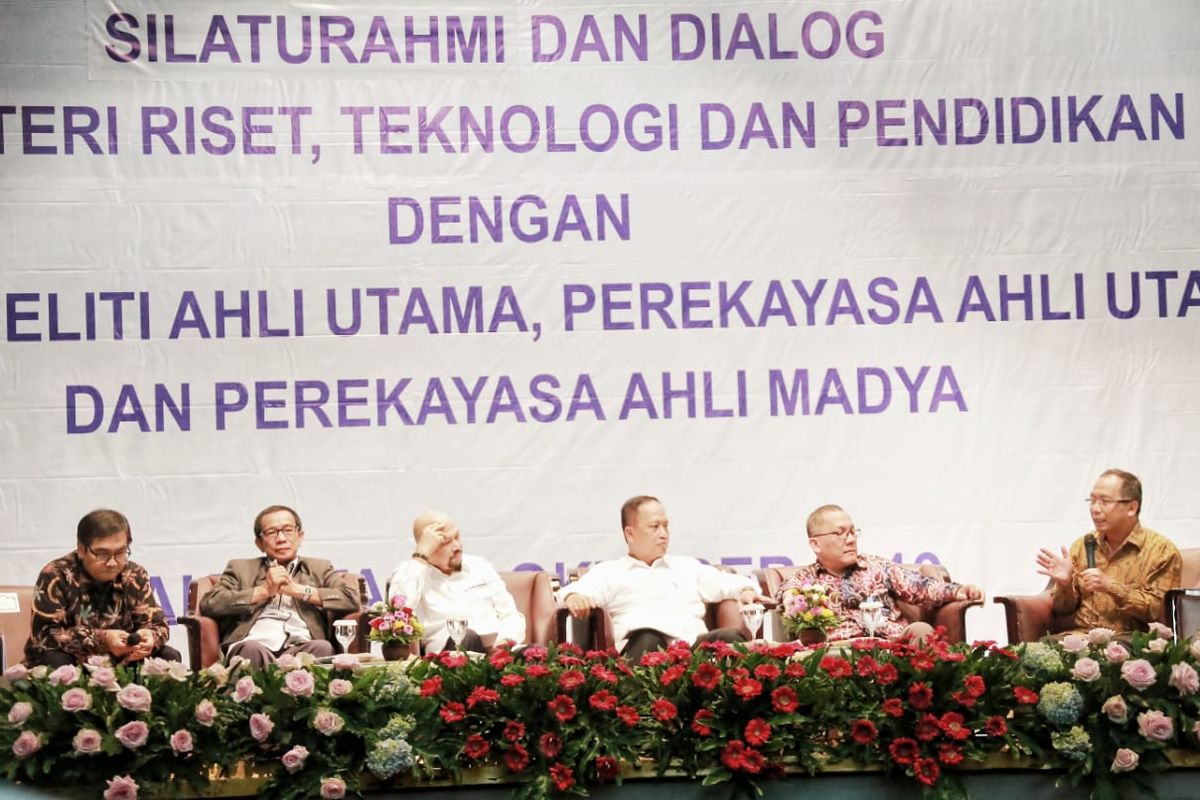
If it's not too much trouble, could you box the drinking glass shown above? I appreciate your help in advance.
[860,597,885,638]
[446,617,469,648]
[739,602,764,641]
[333,619,357,653]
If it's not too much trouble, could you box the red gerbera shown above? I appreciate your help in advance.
[1013,686,1039,705]
[504,744,530,773]
[525,664,550,679]
[500,673,525,688]
[615,705,640,727]
[660,664,686,686]
[914,757,941,786]
[851,719,878,744]
[463,734,490,760]
[439,702,465,723]
[559,669,585,690]
[785,662,807,679]
[754,663,781,681]
[439,651,468,669]
[908,682,933,710]
[540,732,563,759]
[467,686,499,708]
[692,708,714,736]
[940,711,970,741]
[984,715,1008,737]
[909,652,935,671]
[889,737,920,766]
[820,656,853,679]
[771,686,799,713]
[589,689,618,711]
[503,720,525,742]
[882,698,905,718]
[745,718,772,746]
[489,648,514,669]
[419,676,442,697]
[640,651,670,667]
[963,674,986,698]
[651,698,678,722]
[692,662,722,690]
[548,694,577,722]
[721,740,765,773]
[595,755,620,783]
[727,667,750,681]
[915,714,941,741]
[874,662,899,685]
[937,743,963,765]
[523,645,548,662]
[732,676,763,700]
[589,664,617,684]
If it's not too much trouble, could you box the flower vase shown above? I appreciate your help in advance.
[382,642,409,661]
[798,628,827,646]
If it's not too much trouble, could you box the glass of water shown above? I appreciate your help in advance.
[739,603,764,641]
[333,619,357,653]
[860,597,885,638]
[446,617,469,649]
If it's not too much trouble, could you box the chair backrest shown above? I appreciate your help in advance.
[765,563,953,626]
[500,571,556,645]
[0,586,36,669]
[1180,548,1200,589]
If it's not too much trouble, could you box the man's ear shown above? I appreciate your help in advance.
[622,527,634,547]
[254,536,266,555]
[808,537,820,556]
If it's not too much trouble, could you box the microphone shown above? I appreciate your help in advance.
[125,631,141,647]
[1084,534,1097,569]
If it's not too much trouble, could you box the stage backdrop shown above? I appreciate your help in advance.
[2,0,1198,650]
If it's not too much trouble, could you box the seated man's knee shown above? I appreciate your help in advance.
[622,629,670,662]
[696,626,748,646]
[227,640,274,668]
[294,639,334,658]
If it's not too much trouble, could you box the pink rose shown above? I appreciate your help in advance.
[1146,638,1168,654]
[283,669,315,698]
[1104,641,1130,664]
[88,666,119,691]
[281,744,309,773]
[331,653,359,671]
[170,729,194,754]
[328,679,353,698]
[1169,662,1199,695]
[103,775,139,800]
[1148,622,1174,639]
[1136,709,1174,742]
[167,662,191,682]
[1102,695,1128,724]
[232,676,261,703]
[249,713,274,742]
[1121,659,1158,690]
[73,728,103,754]
[313,709,345,736]
[1088,628,1115,645]
[1061,634,1089,653]
[61,687,93,712]
[85,654,111,667]
[141,658,170,677]
[275,653,299,671]
[7,701,32,725]
[320,777,347,799]
[1070,657,1101,682]
[205,662,230,686]
[115,720,149,750]
[3,664,29,682]
[194,699,217,726]
[12,731,42,759]
[1110,747,1139,773]
[116,683,152,713]
[48,664,79,686]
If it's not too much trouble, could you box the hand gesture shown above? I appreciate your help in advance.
[265,564,290,595]
[102,629,132,657]
[1035,546,1073,586]
[954,584,984,602]
[564,593,595,619]
[1078,568,1112,595]
[415,522,453,558]
[125,628,156,662]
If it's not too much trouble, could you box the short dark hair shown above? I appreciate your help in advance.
[806,504,845,537]
[1100,469,1142,515]
[620,495,660,529]
[77,509,130,547]
[253,505,302,538]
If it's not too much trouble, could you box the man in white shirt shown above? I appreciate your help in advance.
[386,511,526,653]
[559,495,770,660]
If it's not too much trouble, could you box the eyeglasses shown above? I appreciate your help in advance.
[259,524,299,540]
[811,527,861,541]
[86,545,131,563]
[1085,497,1132,509]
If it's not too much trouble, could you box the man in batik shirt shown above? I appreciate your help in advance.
[25,509,179,667]
[775,504,982,642]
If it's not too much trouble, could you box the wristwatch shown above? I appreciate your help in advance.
[303,585,314,601]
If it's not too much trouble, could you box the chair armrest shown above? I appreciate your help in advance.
[178,614,222,670]
[555,607,613,652]
[930,599,983,644]
[1166,588,1200,641]
[339,610,369,654]
[993,593,1055,644]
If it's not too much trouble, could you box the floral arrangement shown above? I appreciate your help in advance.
[366,594,423,646]
[0,629,1198,800]
[778,582,839,636]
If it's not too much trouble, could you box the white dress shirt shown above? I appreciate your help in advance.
[386,554,526,651]
[557,555,756,651]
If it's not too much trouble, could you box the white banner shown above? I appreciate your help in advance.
[2,0,1198,648]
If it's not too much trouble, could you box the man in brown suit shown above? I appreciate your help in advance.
[201,505,359,667]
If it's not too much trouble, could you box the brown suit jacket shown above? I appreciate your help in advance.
[199,556,359,651]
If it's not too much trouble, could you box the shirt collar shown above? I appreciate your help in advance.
[1100,522,1144,555]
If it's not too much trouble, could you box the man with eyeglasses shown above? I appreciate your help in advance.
[1036,469,1181,635]
[200,504,359,667]
[25,509,181,667]
[775,504,982,642]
